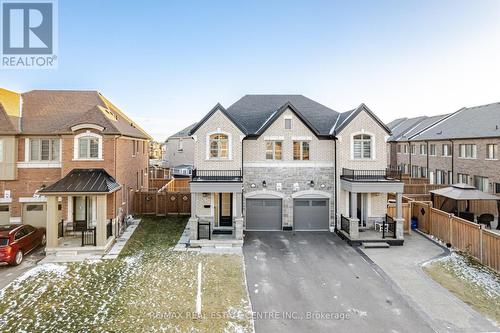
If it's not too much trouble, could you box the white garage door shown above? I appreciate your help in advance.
[0,205,10,224]
[23,203,47,228]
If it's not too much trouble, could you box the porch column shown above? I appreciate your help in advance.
[67,195,73,222]
[190,192,196,218]
[350,191,357,218]
[234,192,243,240]
[96,195,107,246]
[396,192,403,219]
[46,195,59,248]
[395,192,404,240]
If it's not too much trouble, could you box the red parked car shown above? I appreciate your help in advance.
[0,224,46,266]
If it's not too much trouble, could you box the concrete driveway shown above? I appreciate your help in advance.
[0,247,45,290]
[243,231,433,333]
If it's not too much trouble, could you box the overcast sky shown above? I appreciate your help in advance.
[2,0,500,141]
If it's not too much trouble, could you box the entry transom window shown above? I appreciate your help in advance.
[29,138,60,161]
[209,133,229,159]
[353,134,372,159]
[266,141,282,160]
[293,141,309,160]
[78,136,100,159]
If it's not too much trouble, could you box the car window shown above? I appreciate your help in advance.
[0,238,8,247]
[25,225,36,234]
[14,228,27,240]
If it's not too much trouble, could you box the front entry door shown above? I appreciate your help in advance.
[73,196,88,231]
[219,193,233,227]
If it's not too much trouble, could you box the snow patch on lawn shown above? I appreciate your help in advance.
[429,252,500,298]
[3,263,67,293]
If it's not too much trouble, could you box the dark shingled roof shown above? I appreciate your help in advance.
[40,169,121,194]
[225,95,339,136]
[411,103,500,140]
[168,122,197,139]
[387,116,427,141]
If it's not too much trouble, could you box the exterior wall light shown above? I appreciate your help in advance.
[320,183,326,188]
[310,180,315,187]
[262,180,267,188]
[250,183,256,188]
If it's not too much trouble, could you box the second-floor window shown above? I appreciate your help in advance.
[78,136,99,159]
[442,144,451,157]
[419,144,427,155]
[397,144,401,153]
[29,138,60,161]
[209,133,229,159]
[178,138,183,151]
[486,144,497,160]
[293,141,309,160]
[459,144,476,159]
[411,144,416,155]
[266,141,282,160]
[353,134,371,159]
[457,173,469,184]
[429,144,436,156]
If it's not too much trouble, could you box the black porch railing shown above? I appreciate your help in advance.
[81,227,97,246]
[340,215,350,234]
[198,220,211,240]
[191,169,242,182]
[341,168,401,182]
[106,220,113,239]
[383,214,397,239]
[58,220,64,238]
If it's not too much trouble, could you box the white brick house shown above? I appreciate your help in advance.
[187,95,404,246]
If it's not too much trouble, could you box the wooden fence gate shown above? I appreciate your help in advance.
[133,191,191,216]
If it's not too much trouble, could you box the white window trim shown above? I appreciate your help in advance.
[486,144,498,160]
[458,144,477,160]
[73,131,103,160]
[350,131,376,160]
[206,130,232,160]
[24,138,62,164]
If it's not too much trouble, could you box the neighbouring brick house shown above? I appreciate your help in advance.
[387,102,500,195]
[187,95,404,247]
[0,88,151,255]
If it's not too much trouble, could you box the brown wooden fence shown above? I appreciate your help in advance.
[402,176,430,185]
[149,178,170,190]
[387,203,410,234]
[404,183,447,194]
[164,178,190,192]
[411,200,500,272]
[133,191,191,216]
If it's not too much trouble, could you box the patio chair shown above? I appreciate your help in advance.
[458,211,475,222]
[477,214,494,229]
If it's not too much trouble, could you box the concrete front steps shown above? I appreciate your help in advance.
[362,242,390,249]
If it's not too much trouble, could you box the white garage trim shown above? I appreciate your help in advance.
[244,190,285,199]
[291,189,332,199]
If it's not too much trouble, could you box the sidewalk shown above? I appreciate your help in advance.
[360,233,499,333]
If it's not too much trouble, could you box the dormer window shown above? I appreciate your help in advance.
[74,132,103,160]
[353,134,372,159]
[209,133,229,159]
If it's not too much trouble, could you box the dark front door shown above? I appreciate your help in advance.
[73,196,88,231]
[219,193,233,227]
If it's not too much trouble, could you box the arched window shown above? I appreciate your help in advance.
[209,133,229,159]
[74,132,102,160]
[353,134,372,159]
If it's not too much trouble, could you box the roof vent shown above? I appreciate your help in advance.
[436,131,442,135]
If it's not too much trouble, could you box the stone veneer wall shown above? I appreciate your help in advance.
[243,167,335,228]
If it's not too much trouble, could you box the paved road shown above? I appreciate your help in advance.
[0,247,45,290]
[361,232,499,333]
[243,232,434,333]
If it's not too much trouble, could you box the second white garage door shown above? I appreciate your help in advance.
[23,203,47,228]
[293,199,329,231]
[0,205,10,224]
[245,199,282,231]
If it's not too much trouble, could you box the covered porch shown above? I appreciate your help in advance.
[40,169,120,255]
[338,168,405,245]
[188,170,244,247]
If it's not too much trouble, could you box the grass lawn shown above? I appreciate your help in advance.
[423,252,500,324]
[0,216,253,333]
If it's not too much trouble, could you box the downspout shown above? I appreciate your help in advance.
[450,139,454,184]
[408,142,412,177]
[426,141,429,179]
[334,136,338,232]
[241,136,244,217]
